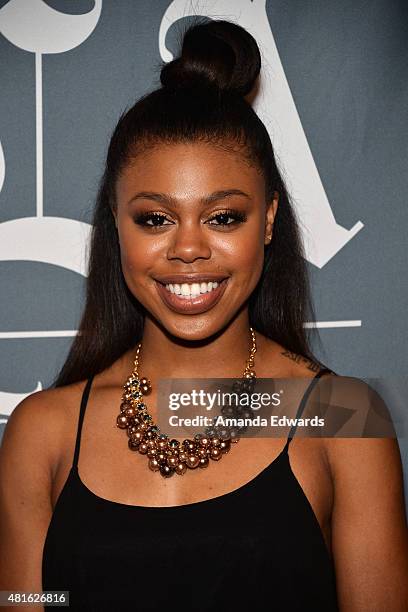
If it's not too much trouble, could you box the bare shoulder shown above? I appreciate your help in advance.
[7,379,85,416]
[317,375,398,471]
[1,379,88,477]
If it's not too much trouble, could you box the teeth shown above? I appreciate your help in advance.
[164,280,221,297]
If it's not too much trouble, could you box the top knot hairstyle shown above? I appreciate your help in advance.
[52,18,325,387]
[160,19,260,96]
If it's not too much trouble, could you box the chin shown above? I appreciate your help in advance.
[158,315,229,343]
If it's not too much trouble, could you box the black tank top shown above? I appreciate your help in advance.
[42,368,339,611]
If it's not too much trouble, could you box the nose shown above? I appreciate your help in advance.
[166,221,211,263]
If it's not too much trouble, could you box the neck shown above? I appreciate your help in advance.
[133,312,256,381]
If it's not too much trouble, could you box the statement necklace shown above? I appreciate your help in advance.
[116,327,257,478]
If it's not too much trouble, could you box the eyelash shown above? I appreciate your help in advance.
[133,209,247,230]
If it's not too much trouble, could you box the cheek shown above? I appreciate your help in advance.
[233,241,261,265]
[118,228,156,275]
[228,232,264,278]
[119,246,154,307]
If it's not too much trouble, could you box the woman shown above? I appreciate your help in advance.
[1,18,407,612]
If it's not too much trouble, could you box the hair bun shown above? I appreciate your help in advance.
[160,19,261,97]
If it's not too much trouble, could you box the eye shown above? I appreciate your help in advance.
[133,212,173,229]
[133,208,247,231]
[206,209,247,228]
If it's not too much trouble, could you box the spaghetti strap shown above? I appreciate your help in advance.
[282,367,335,454]
[72,375,95,469]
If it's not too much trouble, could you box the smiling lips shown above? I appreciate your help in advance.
[154,277,229,314]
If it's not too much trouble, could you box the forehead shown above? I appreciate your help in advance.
[116,142,264,201]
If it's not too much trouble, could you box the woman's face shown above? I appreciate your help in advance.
[114,142,278,340]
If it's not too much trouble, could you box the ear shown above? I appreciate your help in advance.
[264,191,279,245]
[111,208,118,229]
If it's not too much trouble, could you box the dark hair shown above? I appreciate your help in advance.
[51,18,326,388]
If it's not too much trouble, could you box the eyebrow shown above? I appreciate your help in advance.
[127,189,251,208]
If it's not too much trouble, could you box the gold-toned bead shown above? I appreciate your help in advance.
[211,437,221,447]
[157,439,168,451]
[210,447,222,461]
[175,462,187,475]
[183,440,196,453]
[116,414,128,429]
[198,457,209,468]
[127,424,139,437]
[147,448,158,458]
[131,431,144,444]
[124,406,137,418]
[167,455,179,468]
[128,438,140,451]
[138,442,148,454]
[140,377,152,395]
[148,458,160,471]
[159,465,174,478]
[220,440,231,453]
[178,451,188,463]
[157,452,167,464]
[186,454,200,469]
